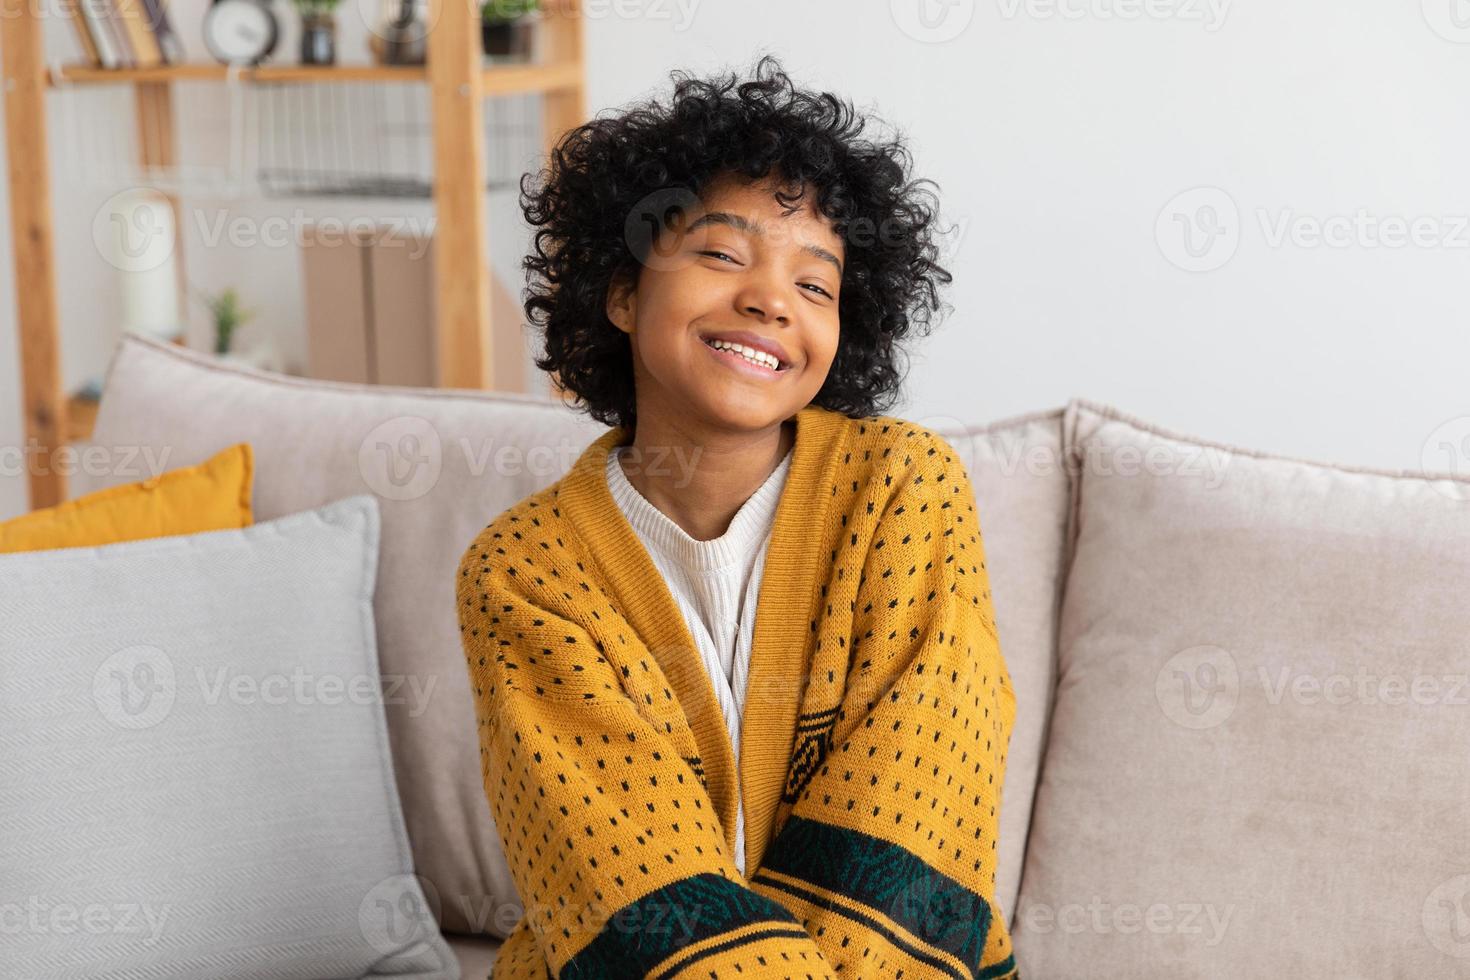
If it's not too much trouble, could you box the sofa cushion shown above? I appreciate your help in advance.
[1012,398,1470,976]
[0,441,253,552]
[920,408,1069,917]
[448,933,502,979]
[87,335,605,937]
[0,494,455,977]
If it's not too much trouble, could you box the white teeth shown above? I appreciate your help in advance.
[705,338,781,370]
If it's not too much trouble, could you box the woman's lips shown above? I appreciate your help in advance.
[700,338,788,379]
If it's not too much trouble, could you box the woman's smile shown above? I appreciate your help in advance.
[700,335,790,379]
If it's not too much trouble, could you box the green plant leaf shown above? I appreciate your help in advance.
[481,0,537,22]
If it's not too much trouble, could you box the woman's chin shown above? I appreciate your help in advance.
[686,390,794,434]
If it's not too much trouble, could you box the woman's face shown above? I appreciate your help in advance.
[606,174,844,435]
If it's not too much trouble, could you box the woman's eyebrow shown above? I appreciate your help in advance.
[690,210,844,276]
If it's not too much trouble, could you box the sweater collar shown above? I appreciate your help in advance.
[556,403,850,872]
[604,442,793,572]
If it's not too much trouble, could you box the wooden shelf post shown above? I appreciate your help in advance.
[540,0,586,160]
[428,0,493,390]
[2,0,66,508]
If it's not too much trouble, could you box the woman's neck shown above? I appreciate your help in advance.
[617,415,795,542]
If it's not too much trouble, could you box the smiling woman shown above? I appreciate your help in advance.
[462,53,1018,980]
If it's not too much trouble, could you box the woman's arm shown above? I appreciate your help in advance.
[457,537,839,980]
[748,440,1021,979]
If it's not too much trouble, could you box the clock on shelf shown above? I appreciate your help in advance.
[203,0,280,66]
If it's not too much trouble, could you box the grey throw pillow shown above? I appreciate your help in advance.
[0,494,458,979]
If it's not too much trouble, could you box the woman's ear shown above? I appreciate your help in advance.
[605,271,636,336]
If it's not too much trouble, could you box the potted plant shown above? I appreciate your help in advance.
[195,285,286,371]
[481,0,537,63]
[202,286,254,356]
[294,0,341,65]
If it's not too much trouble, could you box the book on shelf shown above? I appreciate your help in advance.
[74,0,124,68]
[60,0,102,66]
[114,0,164,67]
[65,0,181,69]
[141,0,185,64]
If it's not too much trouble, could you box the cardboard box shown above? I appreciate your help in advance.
[302,224,526,391]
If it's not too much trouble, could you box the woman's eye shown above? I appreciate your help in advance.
[697,250,831,298]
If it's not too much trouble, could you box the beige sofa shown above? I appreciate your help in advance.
[81,333,1470,978]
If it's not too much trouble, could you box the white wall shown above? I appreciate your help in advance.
[5,0,1469,518]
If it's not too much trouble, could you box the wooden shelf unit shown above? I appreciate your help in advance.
[2,2,586,511]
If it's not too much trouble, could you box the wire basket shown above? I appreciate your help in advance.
[48,69,544,200]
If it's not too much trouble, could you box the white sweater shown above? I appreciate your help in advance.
[604,444,794,876]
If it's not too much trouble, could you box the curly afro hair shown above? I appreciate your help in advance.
[520,53,955,433]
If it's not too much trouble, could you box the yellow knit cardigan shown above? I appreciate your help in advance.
[457,404,1019,979]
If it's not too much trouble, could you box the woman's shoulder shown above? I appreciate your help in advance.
[818,411,982,557]
[821,408,968,489]
[454,480,570,596]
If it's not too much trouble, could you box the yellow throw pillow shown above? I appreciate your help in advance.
[0,442,254,553]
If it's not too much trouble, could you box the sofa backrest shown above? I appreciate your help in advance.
[86,338,1470,974]
[1011,398,1470,977]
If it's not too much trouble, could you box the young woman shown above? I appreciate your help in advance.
[457,55,1018,980]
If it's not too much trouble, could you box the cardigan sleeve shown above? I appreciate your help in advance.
[456,543,840,979]
[747,434,1021,980]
